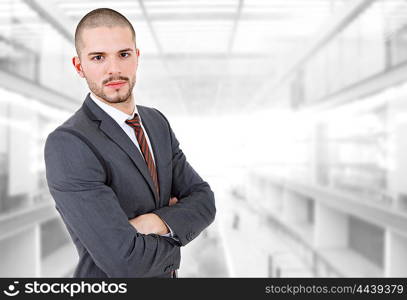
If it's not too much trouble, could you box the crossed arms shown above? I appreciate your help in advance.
[128,196,178,236]
[44,114,216,277]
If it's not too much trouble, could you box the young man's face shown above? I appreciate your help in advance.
[73,26,139,104]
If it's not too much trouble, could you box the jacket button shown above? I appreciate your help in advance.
[186,232,195,241]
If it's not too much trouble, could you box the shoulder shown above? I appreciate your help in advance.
[44,107,98,156]
[57,107,96,134]
[137,105,167,120]
[44,122,106,178]
[46,104,100,144]
[137,105,172,128]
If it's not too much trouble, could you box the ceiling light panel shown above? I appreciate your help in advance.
[54,0,142,18]
[154,20,233,53]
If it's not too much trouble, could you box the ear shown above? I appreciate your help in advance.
[135,48,140,70]
[72,56,85,78]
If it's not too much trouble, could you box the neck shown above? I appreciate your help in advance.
[94,93,135,115]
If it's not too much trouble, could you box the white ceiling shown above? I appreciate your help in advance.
[1,0,353,115]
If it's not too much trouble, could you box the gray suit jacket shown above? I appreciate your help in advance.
[44,93,216,278]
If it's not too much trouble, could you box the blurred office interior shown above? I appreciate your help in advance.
[0,0,407,277]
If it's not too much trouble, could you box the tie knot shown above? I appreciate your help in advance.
[125,113,141,128]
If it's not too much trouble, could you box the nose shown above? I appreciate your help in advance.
[106,56,121,75]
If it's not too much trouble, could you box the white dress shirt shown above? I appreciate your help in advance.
[89,92,175,239]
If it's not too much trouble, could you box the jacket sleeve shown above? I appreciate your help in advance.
[152,110,216,246]
[44,129,180,277]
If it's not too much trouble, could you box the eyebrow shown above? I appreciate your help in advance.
[87,48,134,56]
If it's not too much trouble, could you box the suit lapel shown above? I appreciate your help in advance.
[82,94,159,207]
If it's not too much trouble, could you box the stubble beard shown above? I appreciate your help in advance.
[86,75,136,104]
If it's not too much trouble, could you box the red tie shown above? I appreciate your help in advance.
[125,113,160,197]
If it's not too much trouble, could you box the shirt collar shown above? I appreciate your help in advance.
[89,92,139,125]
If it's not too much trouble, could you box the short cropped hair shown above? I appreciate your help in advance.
[74,8,136,57]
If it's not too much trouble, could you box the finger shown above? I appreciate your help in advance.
[169,197,178,206]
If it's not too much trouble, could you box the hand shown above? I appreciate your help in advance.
[129,213,169,235]
[128,197,178,235]
[169,196,178,206]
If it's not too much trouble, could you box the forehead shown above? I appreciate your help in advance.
[80,26,135,52]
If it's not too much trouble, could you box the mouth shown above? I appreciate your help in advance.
[105,80,127,89]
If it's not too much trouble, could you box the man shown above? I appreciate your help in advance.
[44,8,216,278]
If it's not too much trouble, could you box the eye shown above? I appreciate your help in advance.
[120,52,130,58]
[92,55,103,61]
